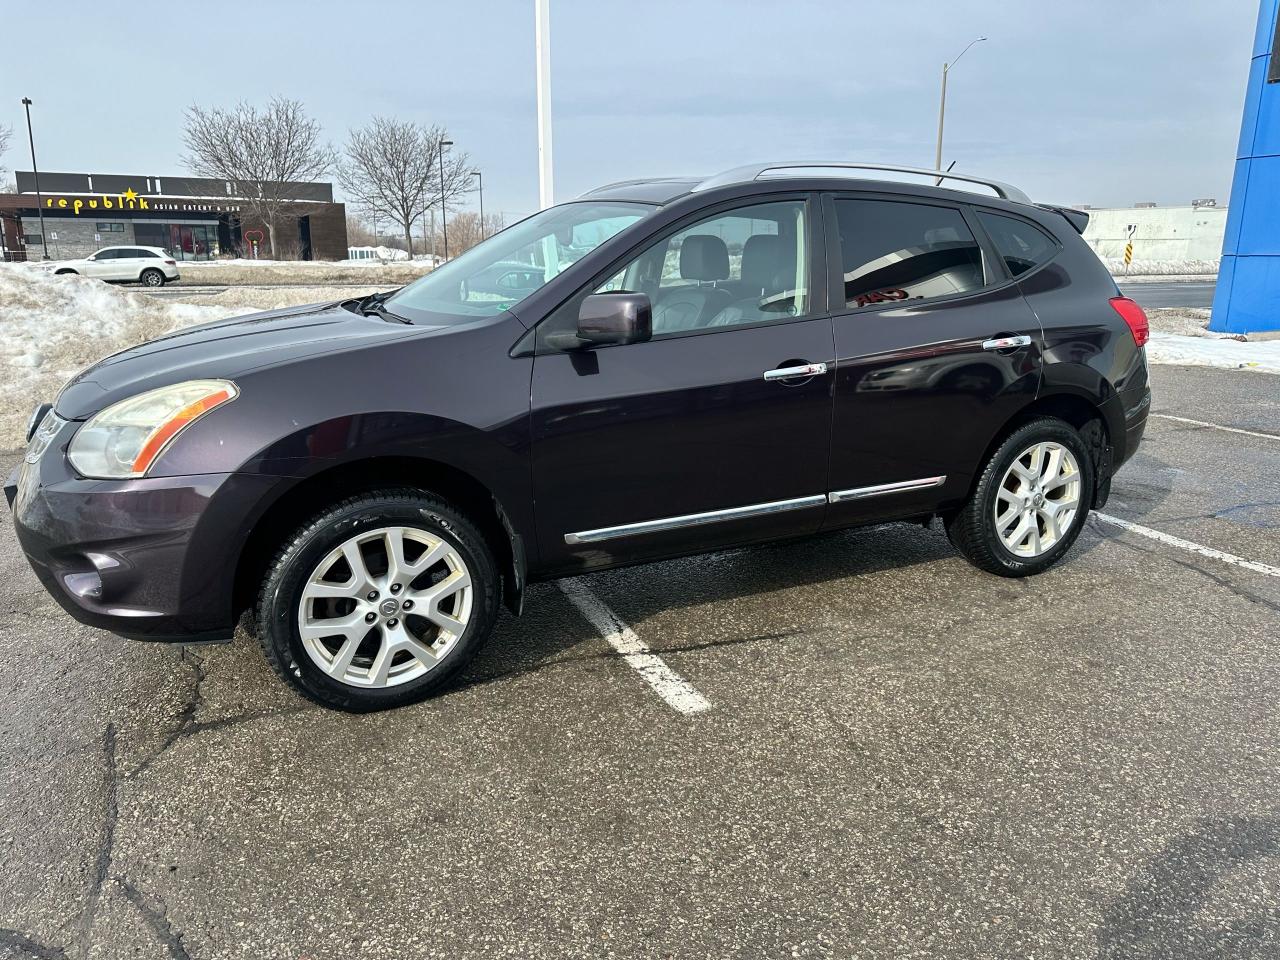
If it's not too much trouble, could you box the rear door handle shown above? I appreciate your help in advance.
[763,362,828,381]
[981,335,1032,351]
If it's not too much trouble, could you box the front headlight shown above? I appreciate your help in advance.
[68,379,238,479]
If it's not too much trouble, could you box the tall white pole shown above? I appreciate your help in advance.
[535,0,554,209]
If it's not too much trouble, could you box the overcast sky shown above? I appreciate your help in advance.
[4,0,1261,218]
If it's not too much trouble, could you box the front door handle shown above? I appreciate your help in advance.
[981,335,1032,351]
[763,362,828,381]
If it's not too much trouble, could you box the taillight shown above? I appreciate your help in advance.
[1109,296,1149,347]
[164,259,177,266]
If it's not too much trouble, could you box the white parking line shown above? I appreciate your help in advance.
[558,578,712,715]
[1094,512,1280,579]
[1152,413,1280,442]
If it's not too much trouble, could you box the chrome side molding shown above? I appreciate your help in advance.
[827,476,946,503]
[564,494,827,544]
[564,476,949,545]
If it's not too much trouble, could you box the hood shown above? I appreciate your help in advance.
[55,299,426,419]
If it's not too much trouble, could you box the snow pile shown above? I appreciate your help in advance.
[1146,308,1212,338]
[1146,332,1280,373]
[1102,257,1219,277]
[175,259,430,286]
[167,285,387,312]
[0,264,254,449]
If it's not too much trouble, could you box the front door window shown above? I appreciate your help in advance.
[602,199,810,336]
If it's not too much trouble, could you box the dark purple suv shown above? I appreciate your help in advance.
[8,162,1151,712]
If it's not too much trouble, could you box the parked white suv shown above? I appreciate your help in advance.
[53,246,180,287]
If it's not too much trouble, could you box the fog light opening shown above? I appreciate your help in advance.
[64,570,104,600]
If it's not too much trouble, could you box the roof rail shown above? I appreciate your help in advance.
[691,161,1031,204]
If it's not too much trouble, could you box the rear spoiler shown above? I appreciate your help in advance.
[1037,203,1089,235]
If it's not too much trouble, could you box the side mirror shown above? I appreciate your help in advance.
[577,292,652,347]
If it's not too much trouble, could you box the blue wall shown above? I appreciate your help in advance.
[1211,0,1280,334]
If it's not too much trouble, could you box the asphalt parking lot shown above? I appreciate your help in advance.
[2,363,1278,960]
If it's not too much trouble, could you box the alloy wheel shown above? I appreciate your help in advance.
[993,441,1082,559]
[297,526,473,688]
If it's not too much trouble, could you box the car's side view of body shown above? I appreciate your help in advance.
[8,162,1151,712]
[53,245,180,286]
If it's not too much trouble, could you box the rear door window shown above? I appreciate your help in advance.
[833,198,985,310]
[976,212,1058,277]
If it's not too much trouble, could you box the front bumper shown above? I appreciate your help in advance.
[7,427,281,642]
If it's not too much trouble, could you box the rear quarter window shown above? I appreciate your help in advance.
[833,198,985,310]
[976,211,1059,277]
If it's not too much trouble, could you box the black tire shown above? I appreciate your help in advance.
[945,417,1095,577]
[54,269,78,276]
[255,489,500,712]
[140,268,165,287]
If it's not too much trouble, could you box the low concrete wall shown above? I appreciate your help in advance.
[1082,206,1227,262]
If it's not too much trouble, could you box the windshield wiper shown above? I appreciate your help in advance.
[347,290,411,324]
[369,303,412,324]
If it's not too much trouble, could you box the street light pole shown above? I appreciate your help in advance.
[535,0,554,209]
[20,97,49,261]
[934,37,986,178]
[440,139,454,260]
[472,170,484,240]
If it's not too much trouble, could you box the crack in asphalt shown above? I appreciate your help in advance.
[76,724,118,956]
[114,878,193,960]
[125,650,208,782]
[0,928,68,959]
[124,649,312,783]
[1094,522,1280,614]
[1111,500,1280,529]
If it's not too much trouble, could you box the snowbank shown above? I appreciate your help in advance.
[175,259,431,286]
[165,285,388,311]
[1146,308,1212,338]
[1146,331,1280,373]
[0,264,254,449]
[1102,257,1218,277]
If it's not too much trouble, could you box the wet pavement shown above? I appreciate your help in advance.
[1,363,1277,959]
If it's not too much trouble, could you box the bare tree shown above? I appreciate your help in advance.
[182,98,335,258]
[444,211,507,257]
[0,124,12,178]
[338,117,473,258]
[0,125,13,194]
[345,213,375,247]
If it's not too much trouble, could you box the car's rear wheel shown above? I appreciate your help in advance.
[945,417,1094,577]
[140,268,165,287]
[256,490,500,711]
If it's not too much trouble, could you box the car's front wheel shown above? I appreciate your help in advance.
[945,417,1094,577]
[140,268,166,287]
[256,489,500,711]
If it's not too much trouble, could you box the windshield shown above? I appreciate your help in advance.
[385,200,655,324]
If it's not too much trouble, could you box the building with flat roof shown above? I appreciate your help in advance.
[0,170,347,262]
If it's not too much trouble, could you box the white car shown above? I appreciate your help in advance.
[53,246,180,287]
